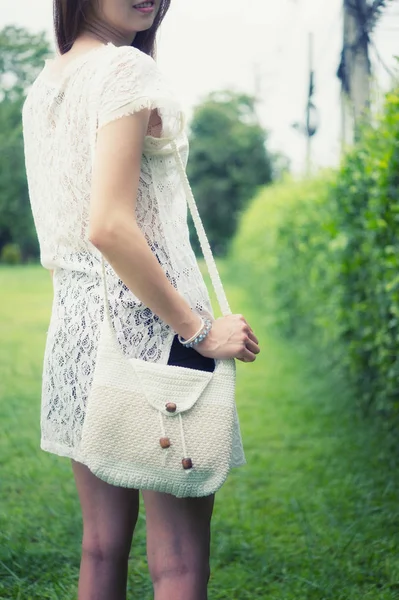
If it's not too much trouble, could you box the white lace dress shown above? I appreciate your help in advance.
[22,43,245,469]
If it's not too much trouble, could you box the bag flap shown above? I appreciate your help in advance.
[128,357,213,415]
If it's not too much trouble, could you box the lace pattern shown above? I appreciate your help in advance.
[23,43,245,467]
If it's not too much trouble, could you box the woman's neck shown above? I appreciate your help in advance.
[79,18,136,48]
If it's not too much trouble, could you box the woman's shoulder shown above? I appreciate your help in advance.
[98,43,157,77]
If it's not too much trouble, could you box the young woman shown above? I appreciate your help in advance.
[22,1,260,598]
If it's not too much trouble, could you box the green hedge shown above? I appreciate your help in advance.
[231,174,343,353]
[231,84,399,419]
[336,88,399,414]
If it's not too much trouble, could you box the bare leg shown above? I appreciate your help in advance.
[72,461,140,600]
[142,491,215,600]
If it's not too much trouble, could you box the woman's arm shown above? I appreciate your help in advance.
[89,109,259,361]
[89,108,202,341]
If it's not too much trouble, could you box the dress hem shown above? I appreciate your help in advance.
[40,439,246,470]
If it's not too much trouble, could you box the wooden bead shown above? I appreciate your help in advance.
[159,437,171,449]
[182,458,193,470]
[165,402,177,413]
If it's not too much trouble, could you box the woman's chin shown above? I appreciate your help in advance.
[122,18,156,36]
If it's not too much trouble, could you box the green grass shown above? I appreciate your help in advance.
[1,265,399,599]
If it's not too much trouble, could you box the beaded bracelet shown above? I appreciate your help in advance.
[178,318,213,349]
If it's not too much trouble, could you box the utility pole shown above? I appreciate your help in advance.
[292,32,318,177]
[306,32,315,177]
[339,0,371,147]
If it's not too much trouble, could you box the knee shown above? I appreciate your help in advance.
[149,552,210,587]
[81,533,130,565]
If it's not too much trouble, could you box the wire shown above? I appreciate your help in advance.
[370,38,396,77]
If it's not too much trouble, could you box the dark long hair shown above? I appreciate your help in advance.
[53,0,171,57]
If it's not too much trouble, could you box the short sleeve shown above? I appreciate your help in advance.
[97,46,183,138]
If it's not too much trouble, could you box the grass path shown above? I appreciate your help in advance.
[1,266,399,599]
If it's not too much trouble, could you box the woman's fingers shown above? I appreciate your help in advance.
[235,315,260,360]
[236,315,259,345]
[244,337,260,355]
[235,337,260,362]
[247,330,259,346]
[249,332,259,345]
[236,347,257,363]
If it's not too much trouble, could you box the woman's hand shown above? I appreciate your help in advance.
[196,314,260,363]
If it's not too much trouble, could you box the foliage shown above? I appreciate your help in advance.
[334,86,399,415]
[367,1,395,33]
[231,174,343,348]
[232,83,399,421]
[0,25,51,101]
[187,91,273,255]
[0,26,51,260]
[0,242,22,264]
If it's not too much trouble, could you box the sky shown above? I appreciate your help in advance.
[2,0,399,173]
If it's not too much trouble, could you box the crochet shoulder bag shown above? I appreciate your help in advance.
[80,141,242,498]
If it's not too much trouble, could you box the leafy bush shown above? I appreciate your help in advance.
[231,175,343,351]
[0,26,49,262]
[231,83,399,420]
[334,87,399,414]
[1,242,22,264]
[188,91,273,255]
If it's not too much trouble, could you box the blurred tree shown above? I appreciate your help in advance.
[0,26,51,260]
[187,91,274,255]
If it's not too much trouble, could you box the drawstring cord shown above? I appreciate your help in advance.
[158,412,169,467]
[178,414,187,458]
[158,411,193,474]
[178,414,192,474]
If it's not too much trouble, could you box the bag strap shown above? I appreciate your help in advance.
[171,141,232,317]
[100,141,232,327]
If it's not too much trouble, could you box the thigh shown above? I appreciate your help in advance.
[72,460,140,557]
[142,491,215,570]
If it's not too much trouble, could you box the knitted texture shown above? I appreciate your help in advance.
[80,316,241,496]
